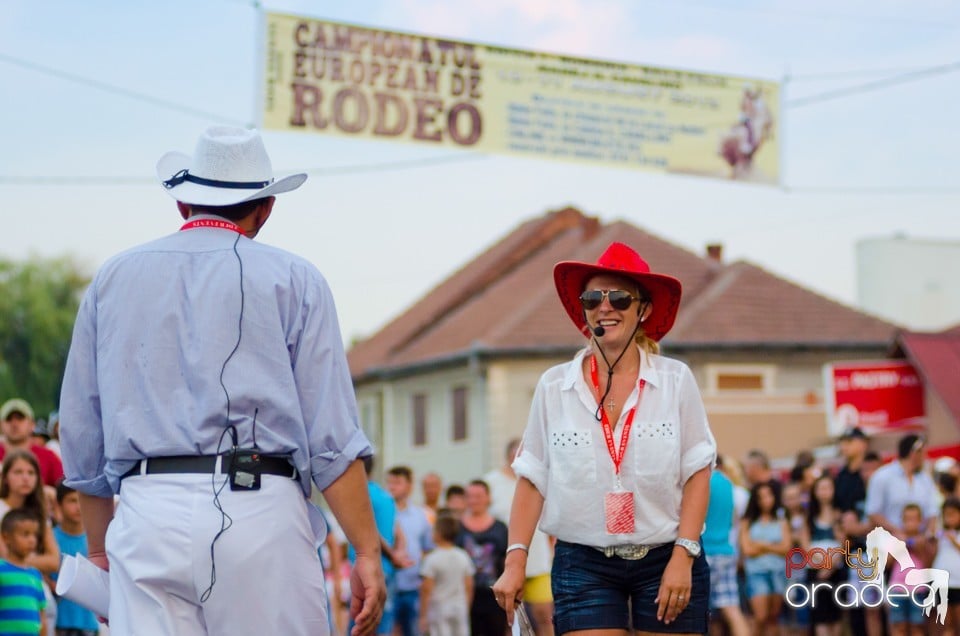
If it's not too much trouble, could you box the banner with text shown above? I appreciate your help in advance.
[262,13,781,184]
[824,360,926,437]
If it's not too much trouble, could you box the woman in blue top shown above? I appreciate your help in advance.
[740,482,791,636]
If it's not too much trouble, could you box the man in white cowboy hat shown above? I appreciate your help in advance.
[59,126,385,636]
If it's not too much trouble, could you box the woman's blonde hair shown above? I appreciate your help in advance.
[635,330,659,355]
[719,454,747,489]
[629,278,659,355]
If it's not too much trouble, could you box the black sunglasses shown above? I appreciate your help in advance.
[579,289,642,311]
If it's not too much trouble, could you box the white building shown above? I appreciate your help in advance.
[857,236,960,331]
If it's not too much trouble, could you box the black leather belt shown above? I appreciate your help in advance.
[121,453,297,480]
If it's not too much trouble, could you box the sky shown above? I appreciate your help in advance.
[3,0,960,344]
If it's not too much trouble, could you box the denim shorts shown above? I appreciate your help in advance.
[552,540,710,633]
[888,597,926,626]
[746,569,786,598]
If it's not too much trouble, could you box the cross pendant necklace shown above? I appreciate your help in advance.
[607,397,616,410]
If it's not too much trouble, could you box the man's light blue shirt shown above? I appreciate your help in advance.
[864,459,939,527]
[394,503,435,592]
[59,217,371,498]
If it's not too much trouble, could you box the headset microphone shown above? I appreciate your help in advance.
[582,307,605,338]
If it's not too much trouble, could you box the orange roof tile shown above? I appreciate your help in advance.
[668,261,897,346]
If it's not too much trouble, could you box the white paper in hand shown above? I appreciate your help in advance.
[511,604,535,636]
[55,554,110,618]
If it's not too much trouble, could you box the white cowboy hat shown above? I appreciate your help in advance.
[156,126,307,206]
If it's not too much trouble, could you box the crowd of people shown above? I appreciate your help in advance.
[310,427,960,636]
[706,429,960,636]
[6,382,960,636]
[0,397,100,635]
[316,445,554,636]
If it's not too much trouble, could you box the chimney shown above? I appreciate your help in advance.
[706,243,723,263]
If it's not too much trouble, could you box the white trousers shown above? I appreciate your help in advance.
[106,472,329,636]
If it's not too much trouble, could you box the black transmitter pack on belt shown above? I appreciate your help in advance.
[229,449,262,491]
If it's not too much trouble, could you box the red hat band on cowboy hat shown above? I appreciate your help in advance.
[553,242,683,341]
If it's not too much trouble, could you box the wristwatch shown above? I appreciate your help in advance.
[674,537,702,558]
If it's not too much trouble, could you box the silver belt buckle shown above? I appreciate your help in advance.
[602,544,650,560]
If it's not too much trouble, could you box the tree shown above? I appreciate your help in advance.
[0,256,90,419]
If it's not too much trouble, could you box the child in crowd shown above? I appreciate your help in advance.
[0,450,60,630]
[419,514,474,636]
[933,497,960,634]
[444,485,467,519]
[741,481,791,636]
[51,482,100,636]
[888,503,935,636]
[0,508,47,635]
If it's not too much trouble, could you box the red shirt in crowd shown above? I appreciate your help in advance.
[0,444,64,487]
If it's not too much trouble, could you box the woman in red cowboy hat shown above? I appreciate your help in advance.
[492,242,717,635]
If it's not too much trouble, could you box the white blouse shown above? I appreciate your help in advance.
[512,347,716,547]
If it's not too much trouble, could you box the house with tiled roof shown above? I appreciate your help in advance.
[347,207,898,484]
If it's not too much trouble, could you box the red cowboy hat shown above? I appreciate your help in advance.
[554,242,683,341]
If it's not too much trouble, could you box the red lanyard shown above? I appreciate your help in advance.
[180,219,244,234]
[589,355,645,476]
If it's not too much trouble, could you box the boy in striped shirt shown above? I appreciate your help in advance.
[0,508,47,635]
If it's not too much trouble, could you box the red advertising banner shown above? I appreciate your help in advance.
[823,360,925,436]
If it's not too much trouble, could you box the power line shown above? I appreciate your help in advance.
[787,61,960,107]
[787,66,941,82]
[304,153,488,175]
[785,185,960,195]
[0,53,249,126]
[666,1,960,31]
[0,154,489,185]
[6,44,951,116]
[0,176,152,186]
[5,171,958,196]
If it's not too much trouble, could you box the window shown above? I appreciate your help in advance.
[412,393,427,446]
[716,373,764,390]
[452,386,468,441]
[706,364,775,393]
[358,395,383,455]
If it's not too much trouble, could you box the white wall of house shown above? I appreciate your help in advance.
[354,356,572,493]
[485,357,569,469]
[355,363,488,487]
